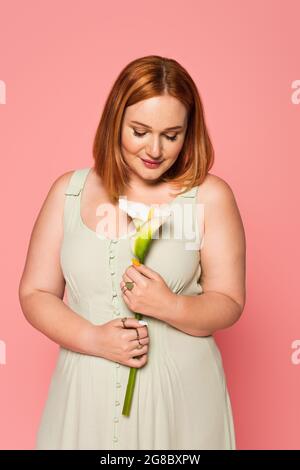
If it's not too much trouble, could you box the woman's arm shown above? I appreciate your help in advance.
[159,174,246,336]
[18,171,96,355]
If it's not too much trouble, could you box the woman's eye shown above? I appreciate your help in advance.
[133,130,146,138]
[166,134,178,141]
[133,129,178,141]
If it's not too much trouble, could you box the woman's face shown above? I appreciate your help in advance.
[120,95,188,184]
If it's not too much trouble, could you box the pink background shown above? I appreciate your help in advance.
[0,0,299,450]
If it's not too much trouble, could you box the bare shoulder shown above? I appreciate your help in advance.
[27,169,77,232]
[47,169,76,199]
[31,169,79,228]
[18,169,78,299]
[197,172,245,237]
[197,172,238,204]
[196,172,244,228]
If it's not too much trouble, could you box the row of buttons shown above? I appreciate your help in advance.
[109,238,121,447]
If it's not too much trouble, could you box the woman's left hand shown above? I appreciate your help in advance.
[120,262,176,319]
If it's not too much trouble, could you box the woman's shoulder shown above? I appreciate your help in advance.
[48,168,84,198]
[197,172,237,205]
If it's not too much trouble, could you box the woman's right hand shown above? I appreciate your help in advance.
[90,317,150,368]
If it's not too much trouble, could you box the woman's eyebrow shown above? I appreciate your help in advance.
[130,120,183,131]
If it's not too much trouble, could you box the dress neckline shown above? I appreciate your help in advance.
[78,167,189,241]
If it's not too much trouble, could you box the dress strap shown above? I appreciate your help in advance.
[180,185,199,199]
[63,167,92,233]
[64,167,91,196]
[180,184,204,251]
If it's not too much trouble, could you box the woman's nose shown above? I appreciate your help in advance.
[146,136,163,158]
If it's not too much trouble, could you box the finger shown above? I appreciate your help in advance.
[120,280,134,296]
[121,287,134,304]
[130,342,148,356]
[130,261,159,280]
[117,317,148,329]
[120,281,134,300]
[121,273,133,284]
[120,279,135,297]
[133,329,149,341]
[124,265,148,285]
[129,339,149,355]
[129,354,148,368]
[128,327,149,341]
[120,280,128,292]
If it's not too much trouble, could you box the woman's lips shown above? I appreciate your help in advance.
[140,158,163,168]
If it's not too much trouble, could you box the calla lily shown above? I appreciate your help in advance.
[118,197,172,416]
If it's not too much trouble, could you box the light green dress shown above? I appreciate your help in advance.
[35,166,236,450]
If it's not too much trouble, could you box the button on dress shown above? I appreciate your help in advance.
[35,166,236,450]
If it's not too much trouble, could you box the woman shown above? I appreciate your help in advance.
[19,55,246,450]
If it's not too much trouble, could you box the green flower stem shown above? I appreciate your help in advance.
[121,207,168,417]
[122,312,143,417]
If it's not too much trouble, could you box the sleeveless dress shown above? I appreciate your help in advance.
[35,166,236,450]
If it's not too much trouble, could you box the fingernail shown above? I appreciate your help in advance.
[138,320,148,325]
[132,258,141,266]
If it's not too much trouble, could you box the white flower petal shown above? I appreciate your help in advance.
[119,197,172,222]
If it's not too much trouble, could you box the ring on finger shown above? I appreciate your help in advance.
[125,281,135,291]
[135,328,143,349]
